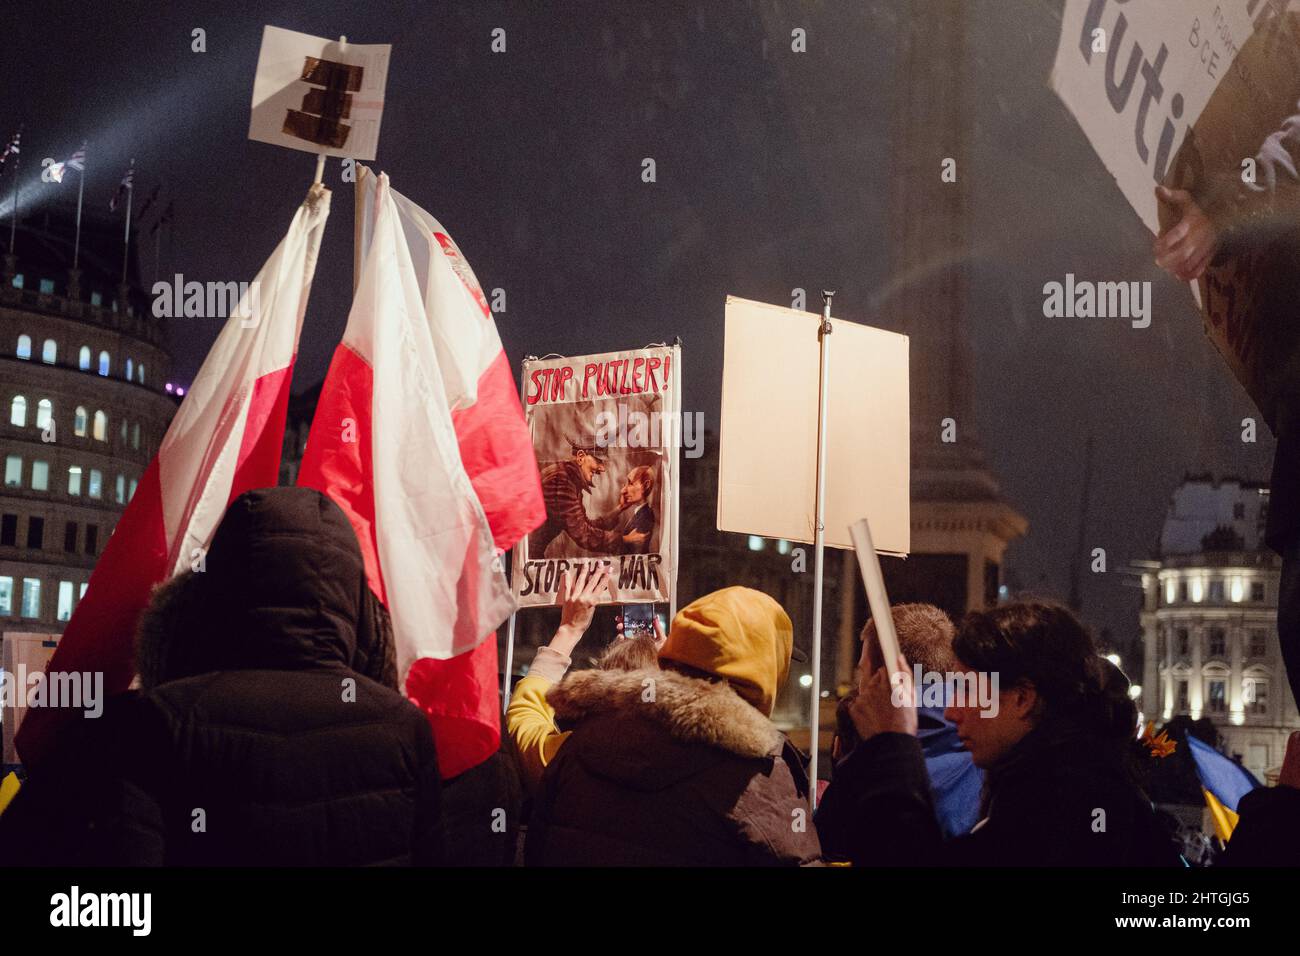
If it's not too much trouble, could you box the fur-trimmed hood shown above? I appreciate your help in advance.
[547,666,783,760]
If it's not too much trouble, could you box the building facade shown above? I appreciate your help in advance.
[1,208,175,637]
[1138,477,1300,781]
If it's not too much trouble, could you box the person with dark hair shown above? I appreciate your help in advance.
[1,487,443,866]
[820,601,1181,866]
[817,604,982,857]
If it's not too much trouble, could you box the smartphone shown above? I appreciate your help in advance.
[621,603,656,636]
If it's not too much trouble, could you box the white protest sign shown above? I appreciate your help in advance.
[718,296,910,555]
[1050,0,1257,233]
[249,26,391,161]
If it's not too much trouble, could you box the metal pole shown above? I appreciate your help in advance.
[73,162,84,270]
[8,151,18,255]
[669,338,682,623]
[501,355,536,712]
[808,290,834,807]
[120,160,134,286]
[502,609,517,715]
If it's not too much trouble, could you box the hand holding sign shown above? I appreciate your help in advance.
[849,650,915,741]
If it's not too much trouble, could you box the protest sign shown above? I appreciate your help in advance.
[717,296,910,555]
[512,346,680,608]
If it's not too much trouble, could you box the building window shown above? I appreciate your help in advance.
[128,478,137,501]
[41,338,57,364]
[0,576,11,615]
[57,581,74,622]
[125,358,134,380]
[90,292,102,307]
[64,520,77,553]
[1207,679,1227,714]
[132,422,141,450]
[747,535,765,551]
[115,474,125,504]
[16,334,31,359]
[79,345,91,370]
[1178,581,1188,603]
[1176,628,1189,657]
[1208,579,1224,603]
[1244,678,1269,715]
[26,516,43,549]
[1,514,16,546]
[98,351,110,376]
[20,578,41,618]
[36,398,53,431]
[74,406,88,436]
[10,394,26,426]
[39,278,55,295]
[1156,631,1166,659]
[119,420,127,443]
[85,524,98,555]
[79,582,88,599]
[1208,628,1226,657]
[1175,679,1189,713]
[93,410,107,442]
[1249,629,1267,657]
[138,363,145,384]
[1251,580,1265,602]
[32,460,49,491]
[88,469,102,499]
[68,465,82,496]
[4,454,21,487]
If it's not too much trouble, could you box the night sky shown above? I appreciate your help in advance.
[1,0,1275,649]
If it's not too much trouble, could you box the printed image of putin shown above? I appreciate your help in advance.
[530,437,650,558]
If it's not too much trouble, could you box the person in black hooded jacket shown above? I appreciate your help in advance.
[822,601,1181,867]
[0,487,442,866]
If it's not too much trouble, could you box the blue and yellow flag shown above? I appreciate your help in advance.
[1187,735,1260,841]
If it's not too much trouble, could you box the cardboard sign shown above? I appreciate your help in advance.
[249,26,390,160]
[718,296,910,555]
[512,347,680,608]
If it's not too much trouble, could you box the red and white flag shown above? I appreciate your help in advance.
[300,172,542,778]
[17,186,331,765]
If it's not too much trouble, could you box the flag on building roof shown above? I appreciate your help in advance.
[67,142,86,172]
[109,160,133,210]
[0,129,19,166]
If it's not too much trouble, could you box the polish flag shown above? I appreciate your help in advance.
[300,172,540,778]
[16,187,331,766]
[351,167,544,778]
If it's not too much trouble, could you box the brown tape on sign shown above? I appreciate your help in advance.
[283,56,364,148]
[282,111,351,149]
[300,57,364,92]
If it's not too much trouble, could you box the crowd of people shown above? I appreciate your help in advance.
[1,486,1296,866]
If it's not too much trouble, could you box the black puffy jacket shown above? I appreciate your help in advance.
[2,488,442,866]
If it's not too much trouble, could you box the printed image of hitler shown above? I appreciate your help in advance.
[530,437,656,559]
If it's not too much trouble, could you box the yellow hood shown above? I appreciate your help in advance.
[658,587,792,717]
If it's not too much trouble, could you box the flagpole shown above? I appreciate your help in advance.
[72,159,85,271]
[7,151,18,256]
[120,159,134,286]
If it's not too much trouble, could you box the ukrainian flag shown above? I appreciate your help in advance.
[1187,735,1261,842]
